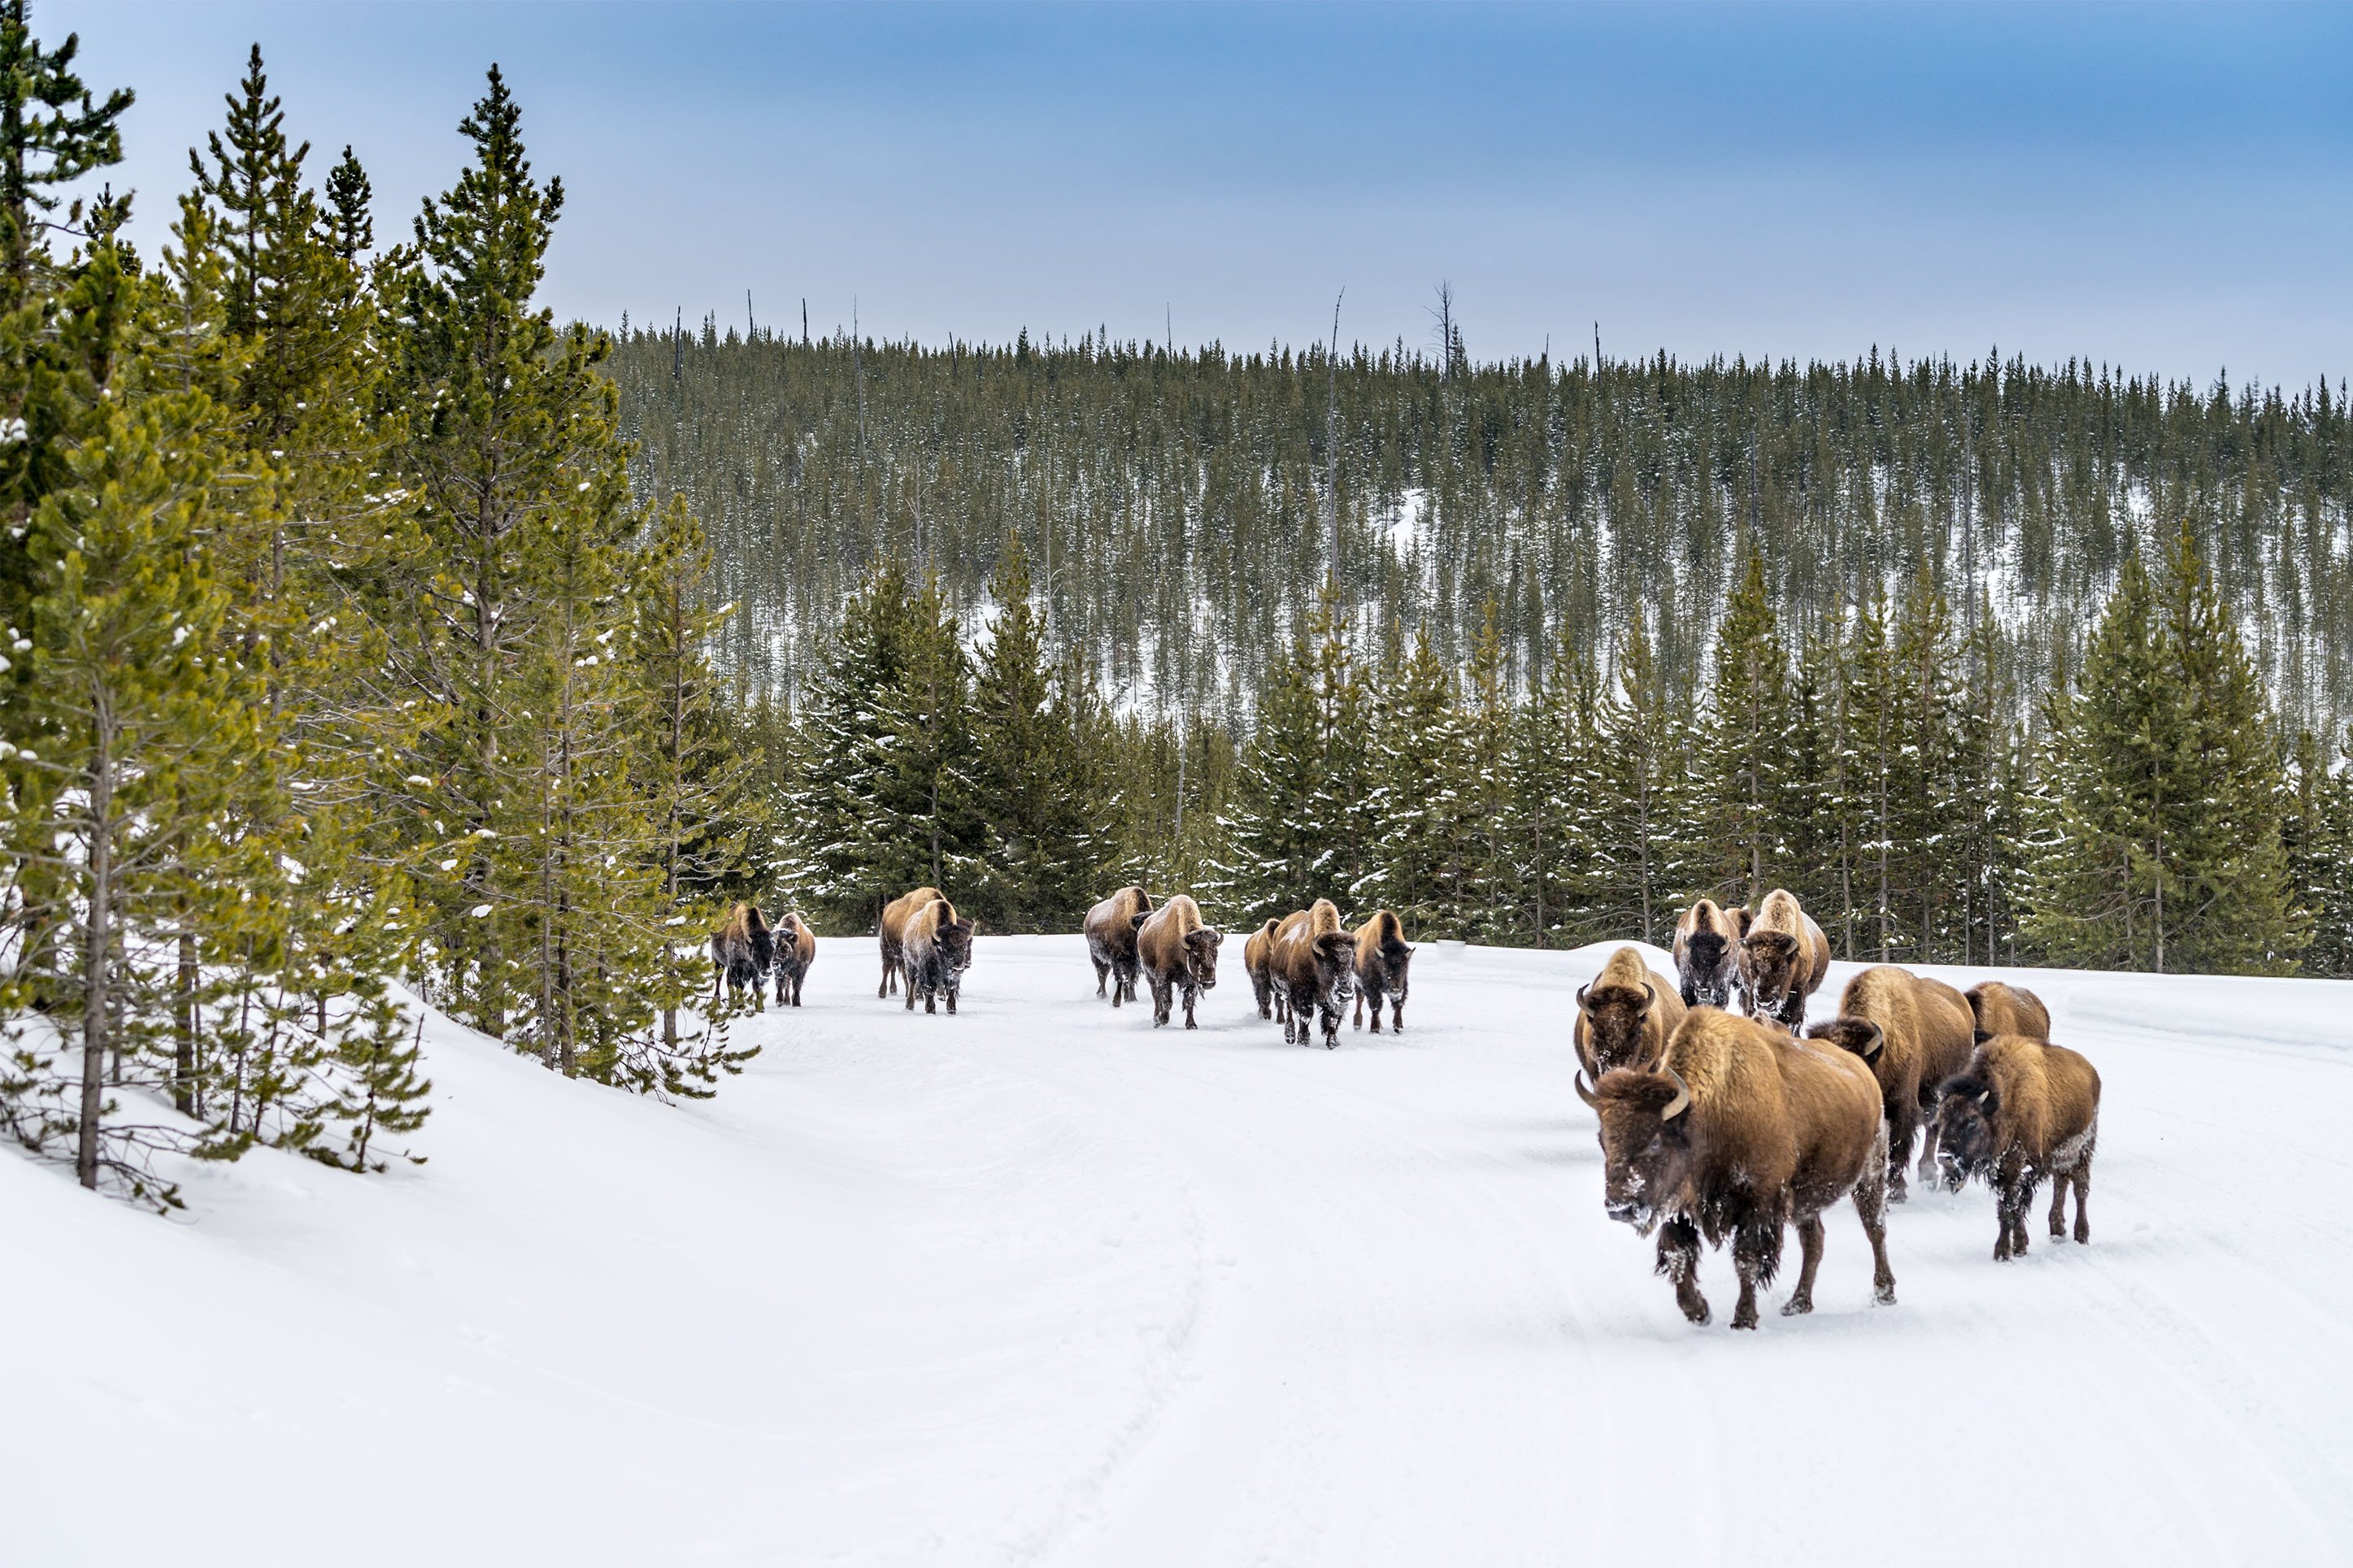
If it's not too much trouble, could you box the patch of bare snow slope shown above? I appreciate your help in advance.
[8,939,2353,1566]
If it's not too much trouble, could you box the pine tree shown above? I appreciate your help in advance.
[1585,617,1692,947]
[1357,630,1460,935]
[1698,549,1791,902]
[2285,725,2353,978]
[1208,621,1326,923]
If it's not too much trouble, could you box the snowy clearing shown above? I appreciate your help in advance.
[11,937,2353,1566]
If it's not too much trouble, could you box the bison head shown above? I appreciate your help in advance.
[1576,1064,1694,1230]
[937,916,976,975]
[1738,929,1803,1015]
[1804,1016,1885,1065]
[1184,926,1223,988]
[1575,979,1661,1075]
[1679,932,1734,1008]
[1377,936,1412,992]
[1314,931,1356,1004]
[1930,1071,1998,1188]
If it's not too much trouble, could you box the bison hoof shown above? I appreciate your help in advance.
[1680,1297,1711,1327]
[1780,1293,1813,1317]
[1887,1177,1908,1204]
[2075,1222,2090,1244]
[1875,1281,1898,1305]
[1730,1307,1759,1331]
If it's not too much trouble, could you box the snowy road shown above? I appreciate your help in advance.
[10,936,2353,1565]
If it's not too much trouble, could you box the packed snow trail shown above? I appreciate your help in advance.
[8,938,2352,1566]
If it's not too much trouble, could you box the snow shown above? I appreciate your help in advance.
[10,938,2353,1565]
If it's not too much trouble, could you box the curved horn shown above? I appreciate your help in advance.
[1638,981,1656,1013]
[1575,981,1590,1010]
[1861,1023,1885,1058]
[1573,1070,1598,1109]
[1659,1066,1692,1120]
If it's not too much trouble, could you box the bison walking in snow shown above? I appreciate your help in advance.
[1964,980,2052,1042]
[1673,898,1744,1010]
[1085,886,1155,1007]
[1243,917,1285,1021]
[711,903,774,1009]
[771,911,817,1006]
[1350,910,1413,1034]
[1737,888,1830,1029]
[1572,945,1686,1079]
[880,887,974,1014]
[1137,895,1222,1028]
[1578,1006,1895,1330]
[1275,899,1356,1049]
[1933,1032,2102,1260]
[1803,965,1975,1201]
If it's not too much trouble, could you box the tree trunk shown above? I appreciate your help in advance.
[77,719,116,1190]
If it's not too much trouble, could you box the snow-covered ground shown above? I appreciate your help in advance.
[11,937,2353,1566]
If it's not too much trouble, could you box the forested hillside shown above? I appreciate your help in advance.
[611,322,2353,736]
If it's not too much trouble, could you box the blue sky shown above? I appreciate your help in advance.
[46,1,2353,384]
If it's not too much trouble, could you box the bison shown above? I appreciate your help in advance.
[1964,980,2052,1043]
[1350,910,1413,1034]
[1737,888,1830,1029]
[881,888,974,1014]
[1084,886,1155,1007]
[1137,895,1222,1028]
[1932,1033,2102,1260]
[1274,898,1356,1049]
[1673,898,1745,1010]
[1573,945,1688,1078]
[710,903,774,1008]
[1803,965,1975,1202]
[1242,917,1285,1022]
[771,911,817,1006]
[1577,1006,1895,1330]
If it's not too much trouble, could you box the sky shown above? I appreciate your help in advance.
[43,1,2353,386]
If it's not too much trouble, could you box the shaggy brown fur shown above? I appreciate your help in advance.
[1965,981,2053,1043]
[881,888,974,1014]
[1137,895,1222,1029]
[1804,966,1975,1202]
[1573,945,1688,1078]
[1084,887,1155,1007]
[1274,898,1356,1049]
[1738,888,1832,1028]
[1243,918,1285,1021]
[711,903,774,1008]
[1933,1033,2102,1260]
[1350,910,1413,1034]
[1578,1007,1894,1329]
[771,912,817,1006]
[1673,898,1744,1010]
[876,886,942,998]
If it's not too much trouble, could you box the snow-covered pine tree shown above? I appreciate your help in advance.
[1697,548,1792,905]
[1585,615,1694,948]
[1451,603,1520,941]
[1206,619,1324,925]
[1355,630,1461,936]
[1508,618,1598,947]
[2286,725,2353,978]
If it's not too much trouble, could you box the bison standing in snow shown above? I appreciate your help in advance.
[1085,886,1155,1007]
[1572,945,1686,1078]
[1673,898,1745,1010]
[1274,899,1356,1049]
[1137,895,1221,1028]
[771,912,817,1006]
[711,903,774,1008]
[1803,965,1975,1201]
[1965,980,2053,1042]
[881,887,974,1014]
[1577,1006,1895,1330]
[1350,910,1413,1034]
[1933,1033,2102,1260]
[1737,888,1830,1029]
[1243,917,1285,1022]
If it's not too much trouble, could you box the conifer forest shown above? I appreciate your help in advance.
[2,4,2351,1218]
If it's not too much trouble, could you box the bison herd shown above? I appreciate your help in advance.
[715,879,2103,1331]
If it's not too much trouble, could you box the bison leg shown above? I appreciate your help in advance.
[1852,1127,1897,1304]
[1181,981,1199,1030]
[1993,1166,2033,1260]
[1730,1215,1781,1330]
[1321,1004,1342,1049]
[2047,1171,2072,1240]
[1781,1214,1825,1316]
[946,984,958,1016]
[1094,958,1109,998]
[1391,994,1404,1032]
[1353,987,1364,1030]
[1885,1102,1917,1204]
[1915,1113,1942,1189]
[2071,1160,2092,1244]
[1655,1218,1710,1326]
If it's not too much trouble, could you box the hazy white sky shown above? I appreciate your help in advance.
[47,1,2353,385]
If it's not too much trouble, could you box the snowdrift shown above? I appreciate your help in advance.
[9,937,2352,1565]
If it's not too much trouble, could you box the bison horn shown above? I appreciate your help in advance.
[1575,981,1590,1009]
[1659,1066,1692,1120]
[1573,1070,1598,1109]
[1638,981,1656,1014]
[1860,1023,1885,1058]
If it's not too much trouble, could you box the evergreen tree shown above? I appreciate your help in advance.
[1585,616,1692,947]
[1356,630,1461,935]
[1698,549,1791,902]
[2286,725,2353,978]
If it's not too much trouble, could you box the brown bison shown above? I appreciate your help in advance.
[1573,945,1688,1078]
[880,887,974,1014]
[1137,895,1222,1029]
[1350,910,1412,1034]
[1965,980,2053,1042]
[1803,965,1975,1202]
[1274,899,1356,1049]
[1673,898,1744,1010]
[1932,1033,2102,1260]
[1242,917,1285,1021]
[1577,1007,1894,1330]
[711,903,774,1008]
[1084,887,1155,1007]
[1738,888,1830,1028]
[771,912,817,1007]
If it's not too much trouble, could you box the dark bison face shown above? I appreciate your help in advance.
[1932,1074,1999,1184]
[1739,930,1801,1013]
[1314,932,1357,1003]
[1185,927,1222,988]
[1805,1016,1885,1067]
[1577,1066,1694,1229]
[1680,932,1733,1006]
[1381,939,1412,992]
[1130,909,1151,934]
[937,918,975,974]
[1576,980,1660,1074]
